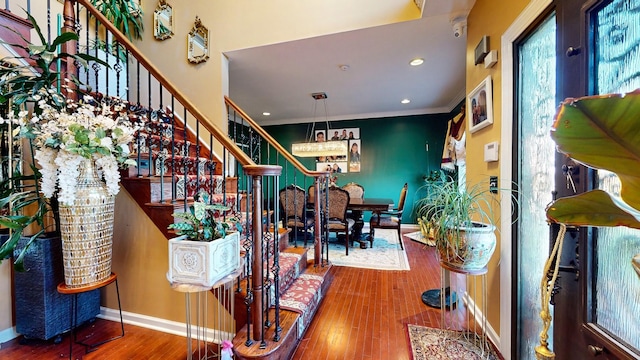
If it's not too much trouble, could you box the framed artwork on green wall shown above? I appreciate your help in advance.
[349,139,361,172]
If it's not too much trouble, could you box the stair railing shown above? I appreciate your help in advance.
[226,96,331,266]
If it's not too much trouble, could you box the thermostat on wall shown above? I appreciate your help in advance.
[484,141,499,162]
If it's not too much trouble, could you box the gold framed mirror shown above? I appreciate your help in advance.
[153,0,173,40]
[187,16,209,64]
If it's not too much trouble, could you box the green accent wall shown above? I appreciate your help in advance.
[264,110,456,224]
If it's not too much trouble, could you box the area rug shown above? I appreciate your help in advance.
[405,231,435,246]
[307,228,410,271]
[406,324,499,360]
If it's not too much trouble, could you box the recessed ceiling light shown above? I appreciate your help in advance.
[262,112,271,116]
[401,99,411,104]
[409,58,424,66]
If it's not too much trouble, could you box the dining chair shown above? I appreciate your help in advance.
[369,183,407,250]
[324,187,354,255]
[279,185,311,245]
[341,182,366,246]
[341,182,364,200]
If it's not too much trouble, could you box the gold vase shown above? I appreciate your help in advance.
[59,158,115,288]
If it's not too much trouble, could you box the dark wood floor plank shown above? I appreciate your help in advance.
[1,231,485,360]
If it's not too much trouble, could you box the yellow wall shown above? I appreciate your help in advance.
[465,0,529,335]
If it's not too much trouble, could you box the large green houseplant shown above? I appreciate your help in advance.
[536,90,640,359]
[0,12,110,270]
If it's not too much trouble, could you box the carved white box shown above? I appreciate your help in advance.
[168,231,240,287]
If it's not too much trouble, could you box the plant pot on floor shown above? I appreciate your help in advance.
[13,234,100,341]
[437,221,496,271]
[168,231,241,287]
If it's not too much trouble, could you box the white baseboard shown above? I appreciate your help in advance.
[462,292,501,351]
[99,307,234,344]
[0,326,18,345]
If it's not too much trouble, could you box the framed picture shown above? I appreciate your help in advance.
[467,75,493,133]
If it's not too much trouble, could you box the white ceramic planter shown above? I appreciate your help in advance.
[437,222,496,271]
[168,231,241,287]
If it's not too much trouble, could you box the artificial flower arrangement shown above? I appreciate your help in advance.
[15,89,137,206]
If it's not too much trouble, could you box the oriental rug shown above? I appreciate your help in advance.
[307,228,410,271]
[406,324,500,360]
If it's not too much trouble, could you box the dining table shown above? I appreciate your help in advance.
[347,198,394,248]
[308,196,394,248]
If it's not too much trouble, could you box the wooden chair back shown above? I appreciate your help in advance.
[279,185,306,220]
[342,182,364,200]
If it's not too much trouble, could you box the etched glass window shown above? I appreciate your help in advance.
[516,14,556,360]
[593,0,640,350]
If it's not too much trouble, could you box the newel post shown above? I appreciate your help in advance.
[62,0,77,99]
[243,165,281,343]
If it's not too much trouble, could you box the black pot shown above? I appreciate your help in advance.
[13,234,100,341]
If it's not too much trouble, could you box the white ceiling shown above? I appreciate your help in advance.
[226,0,475,126]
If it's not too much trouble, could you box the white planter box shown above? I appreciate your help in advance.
[168,232,241,287]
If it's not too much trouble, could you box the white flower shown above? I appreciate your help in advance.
[19,92,137,206]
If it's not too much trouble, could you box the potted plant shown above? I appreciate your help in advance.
[89,0,144,41]
[416,170,448,246]
[415,178,513,271]
[0,12,114,270]
[167,191,242,287]
[0,12,120,340]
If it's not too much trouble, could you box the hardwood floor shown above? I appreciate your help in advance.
[0,230,476,359]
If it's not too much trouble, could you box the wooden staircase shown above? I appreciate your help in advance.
[232,228,333,359]
[0,1,335,358]
[116,100,335,359]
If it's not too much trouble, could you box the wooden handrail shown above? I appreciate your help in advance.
[73,0,255,167]
[225,96,331,178]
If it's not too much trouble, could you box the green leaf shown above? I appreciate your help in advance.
[193,201,207,221]
[547,190,640,229]
[51,32,80,48]
[95,128,106,139]
[551,90,640,212]
[28,44,47,56]
[0,215,32,229]
[26,12,46,47]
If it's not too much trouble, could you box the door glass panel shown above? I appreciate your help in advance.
[516,14,556,360]
[593,0,640,350]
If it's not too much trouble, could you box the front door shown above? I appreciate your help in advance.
[566,0,640,358]
[513,0,640,359]
[548,0,640,358]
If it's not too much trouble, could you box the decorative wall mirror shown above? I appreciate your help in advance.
[188,16,209,64]
[153,0,174,40]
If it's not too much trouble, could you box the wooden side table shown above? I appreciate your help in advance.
[57,272,124,360]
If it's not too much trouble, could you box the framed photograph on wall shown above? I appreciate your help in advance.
[467,75,493,133]
[348,139,361,173]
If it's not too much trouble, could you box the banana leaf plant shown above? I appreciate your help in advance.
[545,89,640,277]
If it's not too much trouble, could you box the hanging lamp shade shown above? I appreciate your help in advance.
[291,140,348,157]
[291,92,348,158]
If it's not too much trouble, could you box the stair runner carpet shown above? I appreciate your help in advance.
[280,272,327,338]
